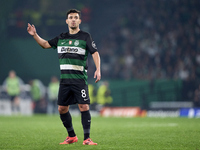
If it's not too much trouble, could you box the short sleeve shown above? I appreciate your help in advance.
[48,36,59,49]
[86,33,98,54]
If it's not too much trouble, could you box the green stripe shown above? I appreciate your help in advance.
[83,50,88,64]
[83,71,88,83]
[59,58,84,66]
[60,74,85,79]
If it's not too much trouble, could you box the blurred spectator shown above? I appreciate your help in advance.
[88,84,96,104]
[47,76,59,114]
[2,70,24,114]
[29,79,46,113]
[96,81,113,109]
[88,83,97,110]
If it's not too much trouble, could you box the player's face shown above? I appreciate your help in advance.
[66,13,81,30]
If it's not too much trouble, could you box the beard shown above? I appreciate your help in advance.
[70,26,77,30]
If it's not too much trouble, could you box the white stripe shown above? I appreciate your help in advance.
[60,64,84,71]
[57,46,86,55]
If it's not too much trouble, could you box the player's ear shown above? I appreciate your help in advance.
[66,19,68,25]
[79,19,81,24]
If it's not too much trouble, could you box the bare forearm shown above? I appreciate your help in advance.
[92,52,101,83]
[92,52,101,70]
[33,33,51,49]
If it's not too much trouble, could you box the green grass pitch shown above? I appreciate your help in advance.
[0,115,200,150]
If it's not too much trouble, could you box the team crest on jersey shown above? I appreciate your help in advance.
[69,41,72,45]
[74,40,79,46]
[92,41,97,49]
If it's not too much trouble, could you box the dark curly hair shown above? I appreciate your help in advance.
[66,9,81,19]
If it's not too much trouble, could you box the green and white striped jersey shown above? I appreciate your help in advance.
[48,30,97,85]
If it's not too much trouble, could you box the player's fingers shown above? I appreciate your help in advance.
[95,75,101,83]
[94,72,96,78]
[95,79,99,83]
[94,72,98,83]
[95,77,100,83]
[27,23,30,29]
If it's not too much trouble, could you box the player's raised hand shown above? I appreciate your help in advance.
[94,69,101,83]
[27,23,36,36]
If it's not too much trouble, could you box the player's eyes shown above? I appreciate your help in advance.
[69,16,78,19]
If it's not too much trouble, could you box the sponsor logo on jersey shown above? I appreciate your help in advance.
[92,41,97,49]
[58,46,86,55]
[74,40,79,46]
[61,47,78,53]
[69,41,72,45]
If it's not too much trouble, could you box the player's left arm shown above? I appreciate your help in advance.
[92,51,101,83]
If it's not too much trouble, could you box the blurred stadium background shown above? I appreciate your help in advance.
[0,0,200,117]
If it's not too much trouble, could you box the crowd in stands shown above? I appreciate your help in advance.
[90,0,200,103]
[3,0,200,104]
[97,0,200,82]
[6,0,200,82]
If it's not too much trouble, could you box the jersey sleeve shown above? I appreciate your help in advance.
[86,33,98,54]
[48,36,59,49]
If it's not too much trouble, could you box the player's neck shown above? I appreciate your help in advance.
[69,28,80,35]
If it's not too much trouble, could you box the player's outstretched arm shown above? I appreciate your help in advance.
[92,52,101,83]
[27,23,51,49]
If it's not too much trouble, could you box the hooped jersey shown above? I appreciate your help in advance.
[48,30,97,85]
